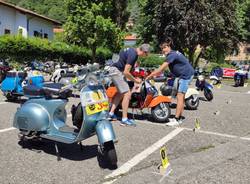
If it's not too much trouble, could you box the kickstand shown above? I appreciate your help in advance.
[54,142,61,161]
[79,142,84,151]
[132,108,135,120]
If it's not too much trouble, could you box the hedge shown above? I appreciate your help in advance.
[139,54,165,68]
[0,35,112,64]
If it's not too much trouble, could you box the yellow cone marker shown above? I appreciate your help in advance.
[159,146,172,176]
[193,118,201,132]
[217,83,222,89]
[244,83,248,87]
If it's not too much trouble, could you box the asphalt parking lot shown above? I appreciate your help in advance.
[0,82,250,184]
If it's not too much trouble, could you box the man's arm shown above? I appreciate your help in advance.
[146,62,169,79]
[123,64,141,84]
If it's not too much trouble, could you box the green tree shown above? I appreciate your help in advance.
[139,0,246,67]
[64,0,123,62]
[6,0,67,23]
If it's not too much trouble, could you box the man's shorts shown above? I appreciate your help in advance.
[109,67,129,94]
[178,76,193,93]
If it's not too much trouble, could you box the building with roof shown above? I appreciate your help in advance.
[0,0,61,40]
[124,34,137,46]
[225,43,250,65]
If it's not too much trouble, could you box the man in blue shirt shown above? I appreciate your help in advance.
[146,38,194,126]
[108,44,150,126]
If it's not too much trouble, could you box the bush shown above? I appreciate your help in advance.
[0,35,112,64]
[139,54,165,68]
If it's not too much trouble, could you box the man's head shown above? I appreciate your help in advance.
[160,37,173,55]
[137,43,150,56]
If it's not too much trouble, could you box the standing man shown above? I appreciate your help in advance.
[108,44,150,126]
[146,38,194,126]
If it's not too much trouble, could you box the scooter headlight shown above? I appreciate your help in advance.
[198,75,204,81]
[86,74,98,86]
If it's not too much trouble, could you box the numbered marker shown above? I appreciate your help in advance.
[160,146,170,169]
[244,83,248,87]
[217,84,221,89]
[195,118,201,130]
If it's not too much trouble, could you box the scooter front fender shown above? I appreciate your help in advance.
[148,96,171,108]
[204,82,213,90]
[96,120,116,144]
[185,88,199,99]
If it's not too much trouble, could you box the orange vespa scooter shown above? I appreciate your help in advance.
[106,79,171,123]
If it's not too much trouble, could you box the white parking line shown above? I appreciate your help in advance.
[184,127,250,141]
[0,127,16,133]
[103,128,184,184]
[0,102,8,105]
[136,120,250,142]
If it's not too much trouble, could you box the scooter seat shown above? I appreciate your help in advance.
[23,83,72,98]
[23,85,45,96]
[43,83,72,98]
[61,73,76,78]
[6,71,27,78]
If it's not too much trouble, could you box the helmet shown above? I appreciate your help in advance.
[160,84,173,96]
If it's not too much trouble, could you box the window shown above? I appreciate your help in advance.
[44,33,48,39]
[4,29,11,34]
[34,31,42,38]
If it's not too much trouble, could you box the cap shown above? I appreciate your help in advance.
[140,43,150,53]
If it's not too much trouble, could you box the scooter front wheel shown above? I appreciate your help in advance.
[151,102,171,123]
[99,141,117,166]
[204,89,213,101]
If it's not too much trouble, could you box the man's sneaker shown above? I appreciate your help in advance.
[120,119,136,127]
[107,114,118,121]
[166,118,183,126]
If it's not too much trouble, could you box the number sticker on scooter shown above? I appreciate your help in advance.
[85,101,109,115]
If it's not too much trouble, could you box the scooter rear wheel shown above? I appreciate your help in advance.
[151,102,171,123]
[185,96,199,110]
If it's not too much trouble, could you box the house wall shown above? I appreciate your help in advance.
[0,5,16,35]
[15,11,28,37]
[28,17,54,39]
[0,4,55,40]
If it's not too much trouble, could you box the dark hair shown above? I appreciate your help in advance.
[160,37,173,49]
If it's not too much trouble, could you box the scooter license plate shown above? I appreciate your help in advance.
[85,101,109,115]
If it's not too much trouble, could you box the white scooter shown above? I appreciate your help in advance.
[160,77,199,110]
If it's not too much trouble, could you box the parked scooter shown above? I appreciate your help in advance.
[160,77,199,110]
[13,71,118,165]
[210,66,223,85]
[234,69,248,87]
[1,70,44,101]
[195,72,213,101]
[0,59,12,83]
[106,79,171,123]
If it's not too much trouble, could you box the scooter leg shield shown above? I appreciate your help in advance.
[185,88,199,99]
[96,120,116,144]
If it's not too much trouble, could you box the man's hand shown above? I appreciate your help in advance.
[135,77,142,84]
[145,75,153,80]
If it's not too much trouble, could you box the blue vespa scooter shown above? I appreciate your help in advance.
[195,71,213,101]
[1,70,44,101]
[13,71,118,165]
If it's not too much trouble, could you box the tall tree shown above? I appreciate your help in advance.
[64,0,123,62]
[5,0,67,23]
[139,0,245,67]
